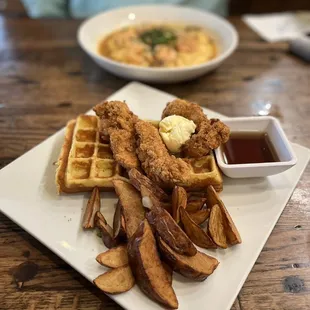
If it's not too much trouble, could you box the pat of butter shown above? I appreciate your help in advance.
[159,115,196,153]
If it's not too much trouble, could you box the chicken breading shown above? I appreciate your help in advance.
[135,120,192,188]
[162,99,206,130]
[93,101,140,170]
[135,120,223,190]
[182,119,230,158]
[94,100,138,134]
[109,129,140,169]
[161,99,230,158]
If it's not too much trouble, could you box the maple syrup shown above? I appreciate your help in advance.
[222,132,279,164]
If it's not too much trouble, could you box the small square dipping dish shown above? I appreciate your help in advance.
[214,116,297,178]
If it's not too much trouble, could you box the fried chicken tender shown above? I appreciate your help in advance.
[162,99,206,130]
[94,100,138,134]
[135,120,192,188]
[109,129,140,169]
[162,99,230,158]
[182,119,230,158]
[93,101,140,170]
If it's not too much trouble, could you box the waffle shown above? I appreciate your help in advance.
[55,115,127,193]
[182,154,223,192]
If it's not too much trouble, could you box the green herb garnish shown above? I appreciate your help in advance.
[140,28,177,48]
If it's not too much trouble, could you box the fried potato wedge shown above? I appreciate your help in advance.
[158,238,219,281]
[146,204,197,256]
[186,198,207,212]
[128,220,178,309]
[162,261,173,286]
[208,204,227,248]
[187,192,208,199]
[93,266,135,294]
[95,211,120,249]
[113,200,126,239]
[96,245,128,268]
[121,215,126,235]
[172,186,187,223]
[83,187,100,229]
[179,207,216,249]
[113,180,145,238]
[189,209,210,225]
[207,186,242,245]
[129,168,169,202]
[140,185,172,214]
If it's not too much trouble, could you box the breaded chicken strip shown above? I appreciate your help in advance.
[135,120,223,190]
[109,129,140,169]
[135,120,192,188]
[93,101,140,169]
[162,99,206,130]
[94,100,138,134]
[182,119,230,158]
[162,99,230,158]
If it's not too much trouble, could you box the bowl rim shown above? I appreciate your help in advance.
[214,116,298,169]
[77,4,239,72]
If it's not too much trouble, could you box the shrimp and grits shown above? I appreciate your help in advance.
[98,24,217,68]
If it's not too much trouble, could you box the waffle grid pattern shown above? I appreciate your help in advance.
[65,115,122,188]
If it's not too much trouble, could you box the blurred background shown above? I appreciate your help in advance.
[0,0,310,18]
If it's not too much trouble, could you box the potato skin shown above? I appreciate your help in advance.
[95,212,120,249]
[127,222,151,297]
[207,186,242,245]
[96,245,128,268]
[113,180,145,238]
[158,238,219,282]
[127,220,178,309]
[146,205,197,256]
[180,207,216,249]
[93,266,135,294]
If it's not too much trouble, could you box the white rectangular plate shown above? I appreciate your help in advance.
[1,82,309,310]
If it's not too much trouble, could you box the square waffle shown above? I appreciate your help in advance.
[55,115,127,193]
[183,155,223,192]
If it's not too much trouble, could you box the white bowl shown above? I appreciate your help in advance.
[77,5,238,83]
[214,116,297,178]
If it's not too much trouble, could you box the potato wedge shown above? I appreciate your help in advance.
[207,186,242,245]
[187,192,208,199]
[121,215,126,235]
[113,200,126,239]
[96,245,128,268]
[186,198,207,212]
[162,261,173,286]
[82,187,100,229]
[129,168,169,202]
[208,204,227,248]
[172,186,187,223]
[113,180,145,238]
[146,204,197,256]
[158,238,219,281]
[93,266,135,294]
[140,185,172,214]
[189,209,210,225]
[140,185,162,209]
[128,220,178,309]
[179,207,216,249]
[95,211,120,249]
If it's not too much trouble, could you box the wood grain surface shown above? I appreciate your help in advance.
[0,12,310,310]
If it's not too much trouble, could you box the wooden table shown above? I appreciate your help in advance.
[0,15,309,310]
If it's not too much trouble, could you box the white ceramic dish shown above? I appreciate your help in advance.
[77,5,238,83]
[0,82,309,310]
[215,116,297,178]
